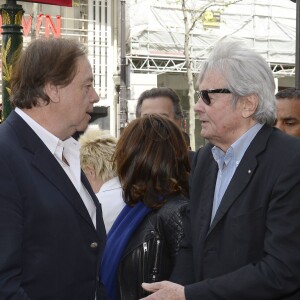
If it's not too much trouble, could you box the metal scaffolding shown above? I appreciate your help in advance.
[126,0,296,79]
[128,55,296,78]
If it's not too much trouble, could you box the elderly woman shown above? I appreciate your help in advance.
[101,114,190,300]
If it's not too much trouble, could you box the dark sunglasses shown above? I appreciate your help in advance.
[196,89,231,105]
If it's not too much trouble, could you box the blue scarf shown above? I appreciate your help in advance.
[100,202,151,300]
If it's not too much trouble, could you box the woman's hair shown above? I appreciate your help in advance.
[10,38,87,109]
[79,127,117,183]
[114,114,190,209]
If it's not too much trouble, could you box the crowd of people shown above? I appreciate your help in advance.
[0,36,300,300]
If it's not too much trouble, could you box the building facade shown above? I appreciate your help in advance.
[0,0,297,147]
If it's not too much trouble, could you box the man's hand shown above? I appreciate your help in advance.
[140,281,185,300]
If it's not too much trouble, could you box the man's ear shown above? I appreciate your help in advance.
[44,82,60,103]
[241,94,259,118]
[85,165,96,180]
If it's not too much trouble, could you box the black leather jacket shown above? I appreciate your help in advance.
[116,194,188,300]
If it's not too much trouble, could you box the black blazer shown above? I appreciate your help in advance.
[171,125,300,300]
[0,111,107,300]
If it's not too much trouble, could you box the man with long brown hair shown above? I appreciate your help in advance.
[0,38,107,299]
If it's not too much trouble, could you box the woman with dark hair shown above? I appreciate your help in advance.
[101,114,190,300]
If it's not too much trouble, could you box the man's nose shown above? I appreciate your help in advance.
[91,88,100,104]
[194,98,205,113]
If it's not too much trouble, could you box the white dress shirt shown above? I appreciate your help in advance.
[96,176,125,233]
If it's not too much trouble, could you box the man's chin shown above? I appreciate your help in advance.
[76,119,90,133]
[200,129,209,139]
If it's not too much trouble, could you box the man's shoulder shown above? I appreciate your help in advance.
[188,150,195,163]
[271,127,300,145]
[0,118,19,149]
[259,126,300,156]
[191,143,214,166]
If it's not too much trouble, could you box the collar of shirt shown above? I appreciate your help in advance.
[15,107,79,157]
[99,176,122,193]
[210,122,264,223]
[15,109,96,228]
[61,138,81,190]
[15,107,60,155]
[211,123,264,170]
[15,108,81,189]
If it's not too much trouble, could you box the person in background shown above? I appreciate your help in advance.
[142,39,300,299]
[136,87,194,157]
[275,87,300,138]
[0,38,107,300]
[136,87,184,126]
[101,115,190,300]
[79,127,124,232]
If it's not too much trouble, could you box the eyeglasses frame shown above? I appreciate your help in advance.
[196,89,231,105]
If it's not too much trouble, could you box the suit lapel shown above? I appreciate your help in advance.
[208,155,257,234]
[32,148,96,229]
[81,171,100,210]
[8,111,96,230]
[81,171,106,235]
[207,125,273,236]
[191,146,218,244]
[194,161,218,253]
[197,162,218,230]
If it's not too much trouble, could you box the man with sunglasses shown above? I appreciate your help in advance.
[141,39,300,299]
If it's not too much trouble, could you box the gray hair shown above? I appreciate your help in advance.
[197,39,276,125]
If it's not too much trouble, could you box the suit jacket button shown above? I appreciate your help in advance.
[90,242,98,248]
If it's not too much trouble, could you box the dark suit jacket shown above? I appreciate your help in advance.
[0,111,108,300]
[171,125,300,300]
[188,150,195,165]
